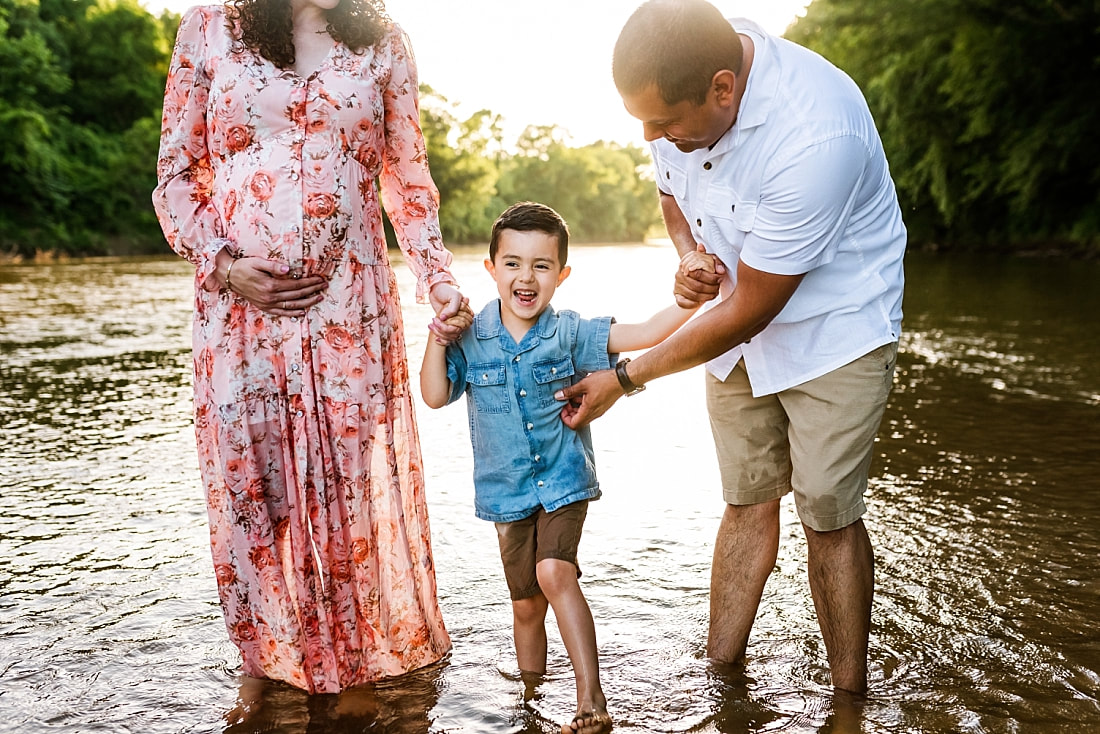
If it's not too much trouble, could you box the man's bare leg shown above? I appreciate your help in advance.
[535,559,611,734]
[708,500,781,662]
[804,518,873,694]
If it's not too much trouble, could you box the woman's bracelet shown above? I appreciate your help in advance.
[224,257,237,293]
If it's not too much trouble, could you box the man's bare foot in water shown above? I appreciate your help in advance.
[562,708,612,734]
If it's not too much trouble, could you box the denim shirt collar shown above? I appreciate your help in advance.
[474,300,561,353]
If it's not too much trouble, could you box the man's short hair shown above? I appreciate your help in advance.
[613,0,743,106]
[490,202,570,267]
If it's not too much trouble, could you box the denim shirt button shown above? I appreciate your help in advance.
[537,480,544,487]
[526,422,533,430]
[534,454,541,462]
[519,389,527,397]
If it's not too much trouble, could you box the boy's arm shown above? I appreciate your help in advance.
[420,310,472,409]
[607,303,699,353]
[420,338,453,409]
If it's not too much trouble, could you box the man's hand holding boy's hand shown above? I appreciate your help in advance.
[674,244,725,308]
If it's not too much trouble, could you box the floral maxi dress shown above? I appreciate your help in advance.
[152,6,452,693]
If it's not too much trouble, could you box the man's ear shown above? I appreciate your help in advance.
[557,265,572,285]
[711,69,737,107]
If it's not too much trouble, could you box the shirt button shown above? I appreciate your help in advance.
[519,389,527,397]
[515,356,521,362]
[665,170,670,179]
[550,367,557,375]
[296,410,303,417]
[290,173,299,181]
[537,480,544,488]
[526,422,533,430]
[482,373,488,380]
[291,363,300,372]
[534,454,541,462]
[696,218,702,227]
[703,161,712,170]
[291,316,298,322]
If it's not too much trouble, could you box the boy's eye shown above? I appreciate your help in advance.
[535,264,550,270]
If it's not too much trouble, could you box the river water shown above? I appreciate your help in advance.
[1,246,1098,733]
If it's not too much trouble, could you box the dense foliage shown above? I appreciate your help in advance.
[787,0,1100,254]
[0,0,173,257]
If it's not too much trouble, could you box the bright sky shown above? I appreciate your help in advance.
[141,0,810,146]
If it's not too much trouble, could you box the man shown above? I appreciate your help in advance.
[556,0,906,694]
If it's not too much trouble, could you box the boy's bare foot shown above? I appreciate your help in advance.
[562,709,612,734]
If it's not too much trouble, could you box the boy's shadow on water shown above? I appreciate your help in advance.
[222,660,445,734]
[703,661,866,734]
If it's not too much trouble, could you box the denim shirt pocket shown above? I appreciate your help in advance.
[466,362,510,414]
[533,355,576,407]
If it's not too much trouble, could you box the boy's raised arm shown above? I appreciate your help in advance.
[420,310,472,409]
[607,302,699,353]
[607,250,720,353]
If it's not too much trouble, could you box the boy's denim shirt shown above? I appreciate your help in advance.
[444,301,616,522]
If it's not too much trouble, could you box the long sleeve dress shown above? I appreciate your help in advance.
[152,5,452,694]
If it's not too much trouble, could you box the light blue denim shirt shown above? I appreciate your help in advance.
[444,301,615,522]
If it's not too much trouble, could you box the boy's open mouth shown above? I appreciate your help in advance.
[514,289,537,306]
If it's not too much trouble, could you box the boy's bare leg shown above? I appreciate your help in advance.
[804,519,873,695]
[707,500,780,662]
[512,593,550,675]
[535,558,612,734]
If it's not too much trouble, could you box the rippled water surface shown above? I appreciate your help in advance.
[1,248,1098,733]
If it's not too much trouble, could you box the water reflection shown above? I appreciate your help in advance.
[224,662,444,734]
[1,250,1098,733]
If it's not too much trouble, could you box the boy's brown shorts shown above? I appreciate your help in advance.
[494,500,588,601]
[705,342,898,532]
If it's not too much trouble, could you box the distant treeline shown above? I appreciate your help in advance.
[2,0,1097,258]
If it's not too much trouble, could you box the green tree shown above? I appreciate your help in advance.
[497,125,659,242]
[787,0,1100,252]
[0,0,172,257]
[417,86,501,243]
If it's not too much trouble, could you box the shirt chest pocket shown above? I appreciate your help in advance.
[532,356,576,407]
[466,362,510,414]
[705,186,757,259]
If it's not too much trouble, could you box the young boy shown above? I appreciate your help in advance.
[420,202,713,734]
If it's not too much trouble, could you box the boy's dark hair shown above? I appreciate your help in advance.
[489,202,570,267]
[613,0,743,106]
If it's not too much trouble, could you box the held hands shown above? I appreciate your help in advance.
[211,254,328,316]
[428,282,473,345]
[675,244,725,309]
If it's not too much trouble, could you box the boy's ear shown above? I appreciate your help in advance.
[557,265,572,285]
[484,258,495,277]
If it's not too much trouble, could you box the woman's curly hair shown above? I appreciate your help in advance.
[226,0,390,69]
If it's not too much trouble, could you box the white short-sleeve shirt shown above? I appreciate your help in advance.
[652,19,906,396]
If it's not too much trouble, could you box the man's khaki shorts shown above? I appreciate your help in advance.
[705,342,898,532]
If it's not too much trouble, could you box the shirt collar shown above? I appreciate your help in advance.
[474,300,560,347]
[709,18,778,157]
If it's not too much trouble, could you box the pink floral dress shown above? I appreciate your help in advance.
[152,5,452,693]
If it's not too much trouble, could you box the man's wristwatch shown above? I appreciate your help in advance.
[615,358,645,396]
